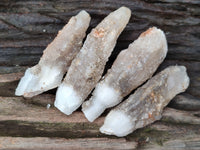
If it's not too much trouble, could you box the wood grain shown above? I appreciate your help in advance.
[0,0,199,67]
[0,0,199,100]
[0,137,137,150]
[0,0,200,149]
[0,96,200,139]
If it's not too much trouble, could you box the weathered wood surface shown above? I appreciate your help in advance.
[0,0,199,65]
[0,96,200,149]
[0,137,137,150]
[169,93,200,111]
[0,0,199,64]
[0,0,199,98]
[1,137,200,150]
[1,96,200,126]
[142,138,200,150]
[0,0,200,149]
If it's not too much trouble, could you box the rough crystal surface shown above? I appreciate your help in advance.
[100,66,190,137]
[15,11,91,97]
[54,7,131,115]
[82,27,168,122]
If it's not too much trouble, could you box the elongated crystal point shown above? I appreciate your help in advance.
[100,66,190,137]
[82,27,168,122]
[15,10,91,97]
[55,7,131,115]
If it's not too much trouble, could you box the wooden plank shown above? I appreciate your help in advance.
[169,93,200,111]
[0,137,200,150]
[0,96,200,148]
[0,0,199,69]
[162,107,200,125]
[0,72,23,83]
[0,96,103,124]
[0,137,137,150]
[0,96,200,137]
[142,138,200,150]
[1,96,200,125]
[0,1,199,149]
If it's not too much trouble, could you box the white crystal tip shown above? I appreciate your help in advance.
[78,10,90,18]
[82,84,121,122]
[15,68,34,96]
[77,10,91,23]
[54,84,82,115]
[82,101,105,122]
[118,6,131,14]
[100,110,133,137]
[114,6,131,21]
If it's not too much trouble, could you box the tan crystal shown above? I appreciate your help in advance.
[82,27,168,122]
[54,7,131,115]
[100,66,190,137]
[15,11,91,97]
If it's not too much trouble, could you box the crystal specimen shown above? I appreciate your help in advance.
[15,11,91,97]
[82,27,168,122]
[100,66,190,137]
[54,7,131,115]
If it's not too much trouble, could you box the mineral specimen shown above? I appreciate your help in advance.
[54,7,131,115]
[100,66,190,137]
[15,11,91,97]
[82,27,168,122]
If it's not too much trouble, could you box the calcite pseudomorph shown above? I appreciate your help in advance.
[82,27,168,122]
[15,11,91,97]
[14,7,191,138]
[54,7,131,115]
[100,66,190,137]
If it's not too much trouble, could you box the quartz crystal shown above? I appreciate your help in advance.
[100,66,190,137]
[82,27,168,122]
[54,7,131,115]
[15,11,91,97]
